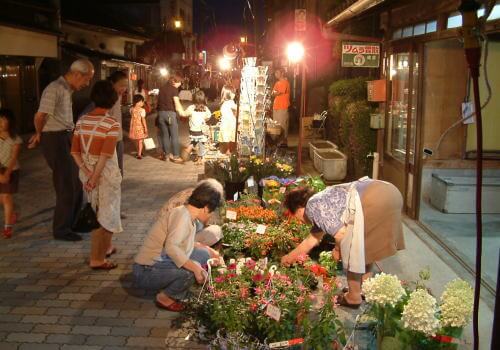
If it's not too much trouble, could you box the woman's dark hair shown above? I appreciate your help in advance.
[137,79,144,90]
[90,80,118,109]
[0,108,17,138]
[187,181,223,212]
[193,90,207,112]
[284,187,315,214]
[108,70,127,84]
[132,94,145,106]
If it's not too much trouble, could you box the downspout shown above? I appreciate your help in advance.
[327,0,385,27]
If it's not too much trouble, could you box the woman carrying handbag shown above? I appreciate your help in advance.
[71,80,123,270]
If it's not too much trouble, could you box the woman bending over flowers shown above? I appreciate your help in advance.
[281,177,405,309]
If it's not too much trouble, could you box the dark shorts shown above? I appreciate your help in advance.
[0,169,19,194]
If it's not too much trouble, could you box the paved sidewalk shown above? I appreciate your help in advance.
[0,121,206,349]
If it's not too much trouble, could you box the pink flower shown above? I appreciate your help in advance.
[255,287,263,295]
[296,253,309,265]
[279,294,286,300]
[298,284,307,292]
[245,259,256,269]
[296,296,305,303]
[309,294,316,301]
[323,283,332,293]
[331,295,339,305]
[249,303,258,311]
[271,289,277,295]
[214,276,225,283]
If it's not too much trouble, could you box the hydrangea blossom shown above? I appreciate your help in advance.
[362,273,406,306]
[440,279,474,328]
[401,289,440,336]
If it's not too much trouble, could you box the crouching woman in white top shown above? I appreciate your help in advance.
[133,179,223,311]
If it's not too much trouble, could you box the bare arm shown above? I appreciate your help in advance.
[281,232,325,266]
[71,152,93,179]
[28,112,49,148]
[174,97,190,117]
[5,144,21,176]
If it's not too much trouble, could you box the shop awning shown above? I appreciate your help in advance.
[60,42,151,67]
[327,0,386,26]
[0,24,58,58]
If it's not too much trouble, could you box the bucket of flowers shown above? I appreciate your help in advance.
[206,154,249,200]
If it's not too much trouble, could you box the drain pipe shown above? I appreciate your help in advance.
[459,1,483,350]
[326,0,385,26]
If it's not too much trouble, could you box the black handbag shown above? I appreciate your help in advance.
[72,202,100,233]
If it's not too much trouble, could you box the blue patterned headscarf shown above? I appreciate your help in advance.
[305,184,350,236]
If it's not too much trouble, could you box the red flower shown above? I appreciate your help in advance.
[252,273,264,282]
[249,303,258,311]
[245,259,256,269]
[227,263,237,270]
[227,273,237,279]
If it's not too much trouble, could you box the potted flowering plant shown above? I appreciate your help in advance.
[206,154,249,200]
[362,272,474,350]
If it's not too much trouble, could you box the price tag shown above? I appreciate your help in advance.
[247,176,255,187]
[279,187,286,194]
[265,304,281,321]
[226,210,237,220]
[269,338,305,348]
[233,191,239,201]
[256,224,267,235]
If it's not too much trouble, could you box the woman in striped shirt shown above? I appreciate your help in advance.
[71,80,123,270]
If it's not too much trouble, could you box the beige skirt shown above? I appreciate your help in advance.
[361,181,405,265]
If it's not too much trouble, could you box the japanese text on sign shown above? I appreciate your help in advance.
[341,41,380,68]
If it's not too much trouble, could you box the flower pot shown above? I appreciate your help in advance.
[226,181,245,200]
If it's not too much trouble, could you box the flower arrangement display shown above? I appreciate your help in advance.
[361,271,474,350]
[229,205,278,224]
[243,220,310,261]
[260,176,296,206]
[188,257,346,347]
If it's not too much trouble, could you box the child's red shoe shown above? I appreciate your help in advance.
[3,227,12,239]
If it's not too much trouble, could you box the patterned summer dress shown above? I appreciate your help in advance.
[129,107,147,140]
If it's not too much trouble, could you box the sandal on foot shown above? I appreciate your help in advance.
[91,261,117,270]
[336,293,362,309]
[155,300,185,312]
[342,287,366,300]
[105,248,117,258]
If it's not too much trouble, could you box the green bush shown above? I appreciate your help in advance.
[328,78,377,179]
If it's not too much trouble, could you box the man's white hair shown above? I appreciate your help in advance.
[199,178,224,198]
[69,59,94,75]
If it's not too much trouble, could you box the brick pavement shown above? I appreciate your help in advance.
[0,118,207,349]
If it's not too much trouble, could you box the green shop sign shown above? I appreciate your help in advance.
[341,41,380,68]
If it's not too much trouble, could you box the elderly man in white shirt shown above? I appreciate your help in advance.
[28,59,94,241]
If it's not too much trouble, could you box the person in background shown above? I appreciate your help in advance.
[0,109,22,239]
[28,58,94,241]
[134,79,150,114]
[133,179,223,311]
[129,94,148,159]
[281,178,405,308]
[71,80,122,270]
[175,90,211,164]
[272,68,290,147]
[157,73,184,163]
[219,85,237,154]
[107,71,128,176]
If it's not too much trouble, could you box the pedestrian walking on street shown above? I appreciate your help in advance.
[133,179,223,311]
[0,109,22,239]
[28,58,94,241]
[71,80,123,270]
[157,73,184,163]
[129,94,148,159]
[218,85,237,154]
[175,90,211,164]
[272,67,290,146]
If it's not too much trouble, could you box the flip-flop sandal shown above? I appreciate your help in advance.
[155,300,185,312]
[336,293,362,309]
[91,261,117,270]
[342,287,366,300]
[106,248,117,258]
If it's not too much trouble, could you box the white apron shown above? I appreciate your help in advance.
[79,116,123,234]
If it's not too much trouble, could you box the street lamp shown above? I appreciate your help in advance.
[159,67,168,77]
[174,19,182,29]
[286,41,306,174]
[218,57,231,71]
[286,42,305,64]
[240,36,247,44]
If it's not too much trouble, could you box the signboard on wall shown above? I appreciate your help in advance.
[341,41,380,68]
[295,9,306,32]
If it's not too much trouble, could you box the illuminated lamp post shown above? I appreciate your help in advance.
[159,67,169,77]
[218,57,232,71]
[286,41,305,174]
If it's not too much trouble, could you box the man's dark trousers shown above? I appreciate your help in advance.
[40,131,82,238]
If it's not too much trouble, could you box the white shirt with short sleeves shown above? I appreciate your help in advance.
[38,76,74,132]
[0,135,22,170]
